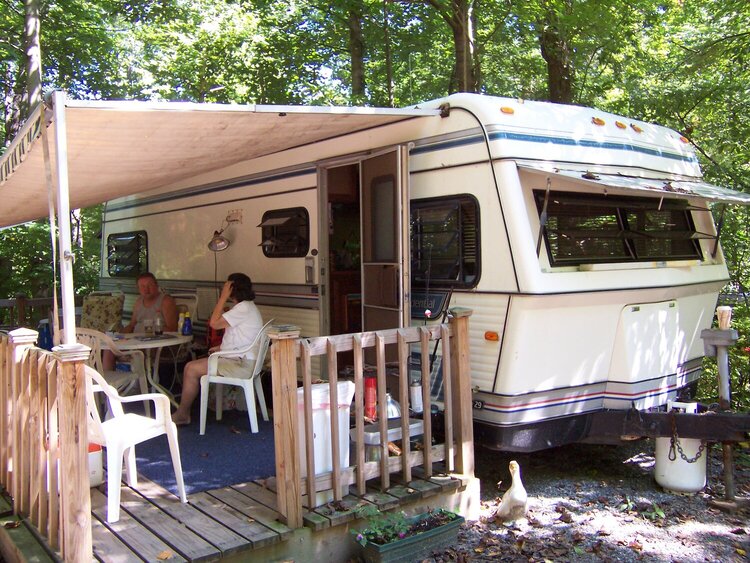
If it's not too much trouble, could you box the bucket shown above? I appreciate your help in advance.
[88,443,104,487]
[654,402,706,494]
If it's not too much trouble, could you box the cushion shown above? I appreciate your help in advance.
[81,294,125,332]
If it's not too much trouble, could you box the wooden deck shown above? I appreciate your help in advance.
[90,469,463,562]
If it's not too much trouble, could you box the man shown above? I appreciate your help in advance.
[121,272,178,333]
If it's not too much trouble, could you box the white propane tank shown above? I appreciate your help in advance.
[654,401,707,494]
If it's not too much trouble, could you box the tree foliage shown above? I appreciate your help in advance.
[0,0,749,403]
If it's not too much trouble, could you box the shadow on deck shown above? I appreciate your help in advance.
[91,467,466,562]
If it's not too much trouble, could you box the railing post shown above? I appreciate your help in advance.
[8,328,37,504]
[448,307,474,477]
[53,343,92,562]
[15,294,28,328]
[269,326,303,528]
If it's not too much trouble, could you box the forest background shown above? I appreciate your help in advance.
[1,0,749,407]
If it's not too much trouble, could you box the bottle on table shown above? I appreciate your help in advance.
[177,312,185,334]
[182,311,193,336]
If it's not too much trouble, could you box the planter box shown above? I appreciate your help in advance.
[359,513,465,563]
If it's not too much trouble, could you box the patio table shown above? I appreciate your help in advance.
[107,332,192,407]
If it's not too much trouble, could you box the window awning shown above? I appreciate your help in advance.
[518,164,750,205]
[0,98,440,228]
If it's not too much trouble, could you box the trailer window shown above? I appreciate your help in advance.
[534,191,703,265]
[107,231,148,277]
[259,207,310,258]
[411,195,479,288]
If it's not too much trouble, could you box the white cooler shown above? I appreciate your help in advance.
[297,381,355,505]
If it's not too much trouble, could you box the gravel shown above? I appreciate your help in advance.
[430,440,750,562]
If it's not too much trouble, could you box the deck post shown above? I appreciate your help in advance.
[448,308,474,477]
[53,343,92,561]
[7,328,37,505]
[269,326,303,528]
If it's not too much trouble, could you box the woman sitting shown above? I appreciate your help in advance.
[171,273,263,426]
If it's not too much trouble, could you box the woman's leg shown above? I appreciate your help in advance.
[172,356,208,424]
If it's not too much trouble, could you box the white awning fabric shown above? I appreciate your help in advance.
[0,98,440,228]
[518,164,750,205]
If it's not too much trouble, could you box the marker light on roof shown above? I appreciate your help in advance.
[500,106,515,114]
[615,121,626,129]
[592,117,605,126]
[679,136,689,143]
[631,124,643,133]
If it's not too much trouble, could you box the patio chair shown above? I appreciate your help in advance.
[85,364,187,523]
[76,327,151,416]
[80,292,125,333]
[199,319,274,435]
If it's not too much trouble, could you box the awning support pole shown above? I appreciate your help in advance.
[51,90,76,345]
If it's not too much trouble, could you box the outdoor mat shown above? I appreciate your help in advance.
[133,409,277,496]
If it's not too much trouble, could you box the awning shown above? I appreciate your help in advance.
[0,97,440,228]
[518,164,750,205]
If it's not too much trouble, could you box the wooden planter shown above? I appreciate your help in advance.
[359,513,465,563]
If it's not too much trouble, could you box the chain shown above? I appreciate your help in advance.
[668,411,705,464]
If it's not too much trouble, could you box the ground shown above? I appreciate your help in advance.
[432,440,750,562]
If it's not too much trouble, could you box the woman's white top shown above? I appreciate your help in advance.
[220,300,264,359]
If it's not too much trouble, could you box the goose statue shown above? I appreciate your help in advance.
[494,460,528,522]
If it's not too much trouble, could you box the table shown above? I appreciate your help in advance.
[109,332,192,407]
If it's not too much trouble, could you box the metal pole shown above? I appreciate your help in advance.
[51,90,76,345]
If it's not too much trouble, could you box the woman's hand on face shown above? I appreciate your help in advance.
[221,281,233,300]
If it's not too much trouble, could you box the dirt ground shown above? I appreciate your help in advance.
[431,440,750,562]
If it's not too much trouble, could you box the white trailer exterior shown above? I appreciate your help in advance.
[95,93,748,451]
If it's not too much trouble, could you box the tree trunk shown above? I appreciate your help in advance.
[429,0,478,93]
[348,6,366,104]
[537,4,574,104]
[382,0,393,106]
[23,0,43,117]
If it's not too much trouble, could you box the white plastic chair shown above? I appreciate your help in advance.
[76,327,151,416]
[199,320,273,435]
[85,365,187,523]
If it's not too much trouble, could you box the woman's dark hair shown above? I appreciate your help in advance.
[227,272,255,302]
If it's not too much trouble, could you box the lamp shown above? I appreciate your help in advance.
[208,231,230,252]
[207,215,240,252]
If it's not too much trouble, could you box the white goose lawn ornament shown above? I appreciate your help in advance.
[495,460,528,522]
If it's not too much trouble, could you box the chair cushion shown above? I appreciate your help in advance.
[81,294,125,332]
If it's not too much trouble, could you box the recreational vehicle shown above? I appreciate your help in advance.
[97,93,749,451]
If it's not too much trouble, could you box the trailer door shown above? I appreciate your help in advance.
[360,148,409,332]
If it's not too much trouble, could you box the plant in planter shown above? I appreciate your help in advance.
[351,505,464,563]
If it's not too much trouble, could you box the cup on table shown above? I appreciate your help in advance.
[717,306,732,330]
[143,319,154,335]
[154,316,163,336]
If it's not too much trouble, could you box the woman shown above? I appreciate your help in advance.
[171,273,263,426]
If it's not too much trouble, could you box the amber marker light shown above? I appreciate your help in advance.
[631,123,643,133]
[500,106,515,114]
[679,136,689,143]
[615,121,626,129]
[484,331,499,341]
[592,117,605,126]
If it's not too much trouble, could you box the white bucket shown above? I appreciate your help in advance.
[654,402,706,495]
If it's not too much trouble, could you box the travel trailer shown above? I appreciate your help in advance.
[97,93,750,451]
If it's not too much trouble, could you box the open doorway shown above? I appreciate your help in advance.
[326,164,362,336]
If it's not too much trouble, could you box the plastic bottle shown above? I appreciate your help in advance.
[181,311,193,336]
[154,312,164,335]
[177,312,185,334]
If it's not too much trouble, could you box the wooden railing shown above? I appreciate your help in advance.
[0,329,92,562]
[0,295,83,331]
[270,308,474,528]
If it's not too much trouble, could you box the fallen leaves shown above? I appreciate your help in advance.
[156,549,173,560]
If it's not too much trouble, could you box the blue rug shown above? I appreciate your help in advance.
[134,409,277,496]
